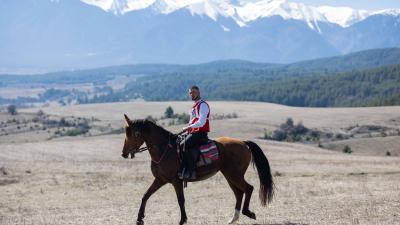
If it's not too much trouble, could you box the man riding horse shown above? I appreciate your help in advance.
[121,86,274,225]
[180,85,210,180]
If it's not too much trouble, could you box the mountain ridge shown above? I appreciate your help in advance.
[80,0,400,29]
[1,0,400,69]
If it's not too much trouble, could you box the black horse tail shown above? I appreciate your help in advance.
[245,140,274,206]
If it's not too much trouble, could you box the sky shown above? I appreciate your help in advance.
[291,0,400,10]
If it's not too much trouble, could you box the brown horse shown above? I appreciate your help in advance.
[121,115,274,225]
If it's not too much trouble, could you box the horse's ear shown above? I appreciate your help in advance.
[124,114,132,125]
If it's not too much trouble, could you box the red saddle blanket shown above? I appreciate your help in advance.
[197,140,219,166]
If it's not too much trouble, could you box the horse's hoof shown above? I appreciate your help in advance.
[179,218,187,225]
[228,209,240,224]
[136,220,144,225]
[242,210,256,220]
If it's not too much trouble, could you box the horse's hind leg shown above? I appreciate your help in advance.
[224,174,256,220]
[223,177,243,224]
[136,179,166,225]
[241,180,255,219]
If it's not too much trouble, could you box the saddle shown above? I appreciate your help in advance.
[177,136,219,167]
[196,140,219,167]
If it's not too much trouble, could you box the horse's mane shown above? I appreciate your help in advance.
[132,119,176,140]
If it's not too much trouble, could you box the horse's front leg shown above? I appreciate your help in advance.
[172,181,187,225]
[136,179,166,225]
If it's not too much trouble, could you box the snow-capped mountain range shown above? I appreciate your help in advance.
[81,0,400,30]
[1,0,400,70]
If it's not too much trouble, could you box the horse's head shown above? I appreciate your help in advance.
[122,114,145,159]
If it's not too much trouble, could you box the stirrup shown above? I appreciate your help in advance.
[178,168,185,180]
[183,170,191,179]
[190,171,197,180]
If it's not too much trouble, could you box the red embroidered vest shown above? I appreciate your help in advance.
[189,100,210,133]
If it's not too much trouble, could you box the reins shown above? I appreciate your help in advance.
[129,130,187,164]
[131,146,149,154]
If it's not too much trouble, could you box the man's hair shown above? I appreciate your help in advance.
[190,85,200,91]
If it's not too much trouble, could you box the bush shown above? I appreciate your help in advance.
[64,127,89,136]
[310,130,320,140]
[212,113,239,120]
[145,115,157,123]
[272,129,287,141]
[285,118,294,127]
[109,127,124,134]
[58,118,68,127]
[164,106,174,119]
[343,145,352,154]
[293,122,308,134]
[37,110,45,117]
[263,129,272,139]
[336,133,344,140]
[7,105,17,115]
[267,118,314,142]
[176,113,190,125]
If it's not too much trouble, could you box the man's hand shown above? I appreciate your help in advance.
[182,126,190,132]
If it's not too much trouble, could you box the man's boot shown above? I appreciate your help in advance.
[185,148,196,180]
[178,156,185,179]
[181,149,191,179]
[178,168,185,180]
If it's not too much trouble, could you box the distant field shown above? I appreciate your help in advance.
[2,51,400,107]
[0,87,45,99]
[20,101,400,155]
[0,101,399,224]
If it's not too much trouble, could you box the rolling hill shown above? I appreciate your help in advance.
[1,48,400,107]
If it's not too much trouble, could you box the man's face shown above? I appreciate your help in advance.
[189,88,199,101]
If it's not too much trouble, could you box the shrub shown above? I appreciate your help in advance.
[293,122,308,134]
[272,129,287,141]
[336,133,344,139]
[109,127,124,134]
[37,110,45,117]
[343,145,352,154]
[212,113,239,120]
[176,113,189,124]
[231,112,238,118]
[285,118,294,127]
[310,130,320,140]
[7,105,17,115]
[145,115,157,123]
[59,118,68,127]
[164,106,174,119]
[263,129,272,139]
[64,127,89,136]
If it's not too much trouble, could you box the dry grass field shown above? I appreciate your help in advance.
[1,101,400,225]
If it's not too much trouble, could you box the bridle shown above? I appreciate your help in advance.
[126,146,148,158]
[126,130,188,163]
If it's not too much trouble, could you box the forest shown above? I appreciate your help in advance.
[1,48,400,107]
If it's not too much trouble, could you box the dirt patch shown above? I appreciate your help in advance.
[0,167,20,186]
[0,166,8,175]
[0,178,19,186]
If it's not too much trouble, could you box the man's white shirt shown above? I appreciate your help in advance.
[189,100,209,129]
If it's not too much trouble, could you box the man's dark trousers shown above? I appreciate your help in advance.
[180,131,208,177]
